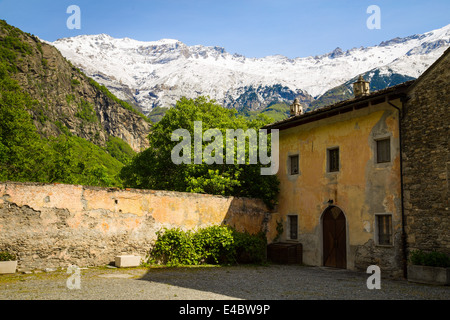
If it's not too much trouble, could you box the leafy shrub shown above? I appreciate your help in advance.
[192,225,236,264]
[233,230,267,264]
[149,228,201,266]
[0,251,16,261]
[410,250,450,268]
[148,226,267,266]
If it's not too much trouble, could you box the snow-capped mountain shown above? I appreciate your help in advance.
[50,24,450,115]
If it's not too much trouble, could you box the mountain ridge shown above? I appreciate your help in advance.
[50,24,450,118]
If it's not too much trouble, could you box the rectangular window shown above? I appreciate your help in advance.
[328,148,339,172]
[288,215,298,240]
[376,138,391,163]
[377,215,392,245]
[289,155,299,175]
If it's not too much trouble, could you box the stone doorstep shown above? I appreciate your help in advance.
[114,255,141,268]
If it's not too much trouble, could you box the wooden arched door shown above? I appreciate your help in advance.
[322,206,347,268]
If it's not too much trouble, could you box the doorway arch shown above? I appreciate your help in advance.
[321,206,347,268]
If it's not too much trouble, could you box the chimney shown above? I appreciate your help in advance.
[290,98,304,116]
[353,75,370,98]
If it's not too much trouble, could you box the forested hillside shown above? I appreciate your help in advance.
[0,20,150,186]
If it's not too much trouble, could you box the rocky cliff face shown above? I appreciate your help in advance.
[1,21,150,152]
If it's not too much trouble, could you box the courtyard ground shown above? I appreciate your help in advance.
[1,264,448,300]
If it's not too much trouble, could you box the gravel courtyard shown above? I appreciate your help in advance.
[0,264,449,300]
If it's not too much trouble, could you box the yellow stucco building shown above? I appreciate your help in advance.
[265,77,411,276]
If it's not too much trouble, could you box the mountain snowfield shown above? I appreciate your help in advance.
[50,24,450,115]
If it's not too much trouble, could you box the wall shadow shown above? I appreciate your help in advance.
[136,264,298,300]
[135,264,371,300]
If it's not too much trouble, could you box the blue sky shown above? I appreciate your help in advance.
[0,0,449,58]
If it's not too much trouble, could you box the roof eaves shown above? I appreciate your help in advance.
[263,80,414,131]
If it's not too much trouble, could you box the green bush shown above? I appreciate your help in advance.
[410,250,450,268]
[148,226,267,266]
[0,251,16,261]
[149,228,201,266]
[192,226,236,264]
[233,229,267,264]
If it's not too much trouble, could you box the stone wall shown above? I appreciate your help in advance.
[402,47,450,256]
[0,182,272,270]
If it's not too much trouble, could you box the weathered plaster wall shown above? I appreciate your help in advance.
[0,182,272,270]
[276,103,403,275]
[402,48,450,256]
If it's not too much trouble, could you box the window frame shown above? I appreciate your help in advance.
[289,154,299,175]
[375,213,393,246]
[287,215,298,240]
[376,137,391,164]
[327,147,340,173]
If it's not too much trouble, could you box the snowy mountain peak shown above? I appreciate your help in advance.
[50,24,450,115]
[328,47,344,59]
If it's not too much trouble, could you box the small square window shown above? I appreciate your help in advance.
[376,138,391,163]
[376,214,392,245]
[328,148,339,172]
[288,215,298,240]
[289,155,299,175]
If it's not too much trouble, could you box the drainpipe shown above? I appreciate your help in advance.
[387,99,408,279]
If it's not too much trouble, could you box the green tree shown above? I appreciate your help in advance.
[120,96,279,207]
[0,63,48,182]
